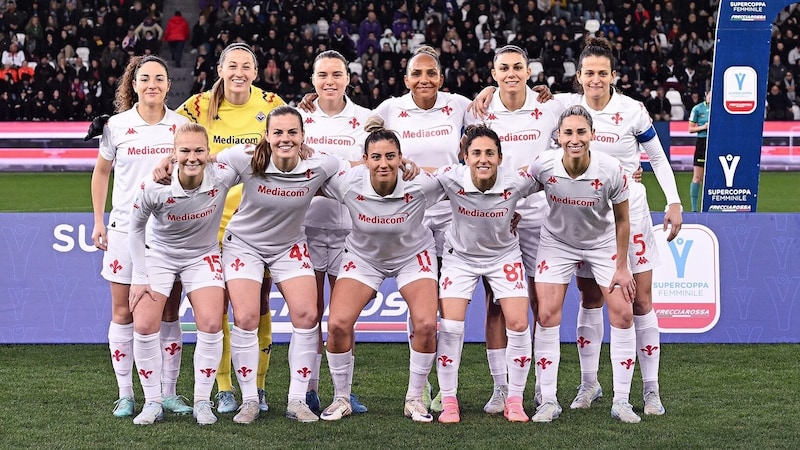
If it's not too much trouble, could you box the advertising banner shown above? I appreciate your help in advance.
[2,213,799,344]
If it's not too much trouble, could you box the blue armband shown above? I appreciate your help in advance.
[635,125,657,143]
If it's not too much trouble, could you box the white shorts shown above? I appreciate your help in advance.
[440,248,528,303]
[101,229,133,284]
[336,246,439,291]
[305,226,349,276]
[518,223,543,276]
[146,245,224,297]
[423,204,452,258]
[535,233,617,287]
[575,213,660,278]
[222,235,315,284]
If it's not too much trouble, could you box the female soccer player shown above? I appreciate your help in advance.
[318,117,442,423]
[176,42,286,415]
[297,50,371,415]
[91,55,192,419]
[434,124,539,423]
[128,123,239,425]
[528,105,639,424]
[464,45,564,415]
[472,37,682,415]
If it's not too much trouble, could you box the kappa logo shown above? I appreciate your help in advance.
[133,202,139,210]
[487,113,498,120]
[305,117,315,124]
[548,176,558,184]
[140,182,145,190]
[126,128,137,135]
[637,256,649,265]
[456,189,466,196]
[719,154,741,187]
[514,281,524,290]
[343,261,356,271]
[302,262,311,269]
[399,111,409,118]
[218,163,228,170]
[612,112,624,125]
[166,197,176,204]
[355,194,366,201]
[419,265,432,273]
[338,170,347,176]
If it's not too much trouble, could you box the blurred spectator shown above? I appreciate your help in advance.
[646,86,672,121]
[766,83,793,120]
[191,13,213,55]
[135,15,163,41]
[191,70,210,94]
[782,71,798,106]
[768,54,788,86]
[101,40,125,68]
[1,41,26,81]
[163,10,190,67]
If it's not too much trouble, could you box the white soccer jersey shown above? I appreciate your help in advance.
[554,91,679,219]
[530,149,629,250]
[436,164,538,264]
[128,163,241,284]
[98,105,189,232]
[322,165,445,271]
[217,145,348,255]
[299,97,372,230]
[466,87,564,227]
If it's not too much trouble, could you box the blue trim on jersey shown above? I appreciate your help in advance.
[636,125,657,143]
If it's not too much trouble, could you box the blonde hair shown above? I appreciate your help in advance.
[174,123,209,147]
[207,43,259,127]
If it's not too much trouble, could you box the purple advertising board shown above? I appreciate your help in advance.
[1,213,798,344]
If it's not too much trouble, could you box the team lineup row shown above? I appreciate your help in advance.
[90,36,682,426]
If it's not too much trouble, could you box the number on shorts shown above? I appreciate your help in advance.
[633,233,646,256]
[289,243,310,261]
[503,262,523,282]
[416,250,432,267]
[203,255,223,273]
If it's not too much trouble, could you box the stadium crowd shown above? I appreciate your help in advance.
[0,0,799,122]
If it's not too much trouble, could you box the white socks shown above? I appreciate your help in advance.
[533,323,560,403]
[133,331,162,403]
[160,320,183,397]
[506,326,532,399]
[288,325,319,402]
[610,325,636,403]
[230,325,259,402]
[326,349,353,400]
[576,306,603,385]
[435,318,464,397]
[194,330,223,403]
[407,349,435,400]
[635,310,661,393]
[108,321,134,399]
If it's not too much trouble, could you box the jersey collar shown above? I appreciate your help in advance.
[462,164,506,194]
[489,87,539,112]
[552,149,600,180]
[170,165,215,196]
[361,168,405,199]
[312,96,357,118]
[398,91,449,111]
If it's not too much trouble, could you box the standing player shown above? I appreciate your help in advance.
[91,55,192,419]
[176,42,286,414]
[688,91,711,212]
[298,50,371,415]
[214,106,350,424]
[128,123,239,425]
[555,38,682,416]
[464,45,564,414]
[434,124,538,423]
[472,36,682,415]
[529,105,639,424]
[318,117,443,423]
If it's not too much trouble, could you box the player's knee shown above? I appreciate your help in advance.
[505,317,529,333]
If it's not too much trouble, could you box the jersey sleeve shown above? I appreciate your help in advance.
[640,136,681,205]
[129,180,155,285]
[320,166,353,203]
[421,171,446,206]
[211,162,241,189]
[98,118,116,162]
[688,105,700,124]
[215,145,252,176]
[176,93,206,124]
[608,163,631,205]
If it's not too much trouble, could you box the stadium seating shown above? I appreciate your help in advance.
[529,59,544,80]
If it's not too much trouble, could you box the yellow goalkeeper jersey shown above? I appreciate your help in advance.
[177,87,286,240]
